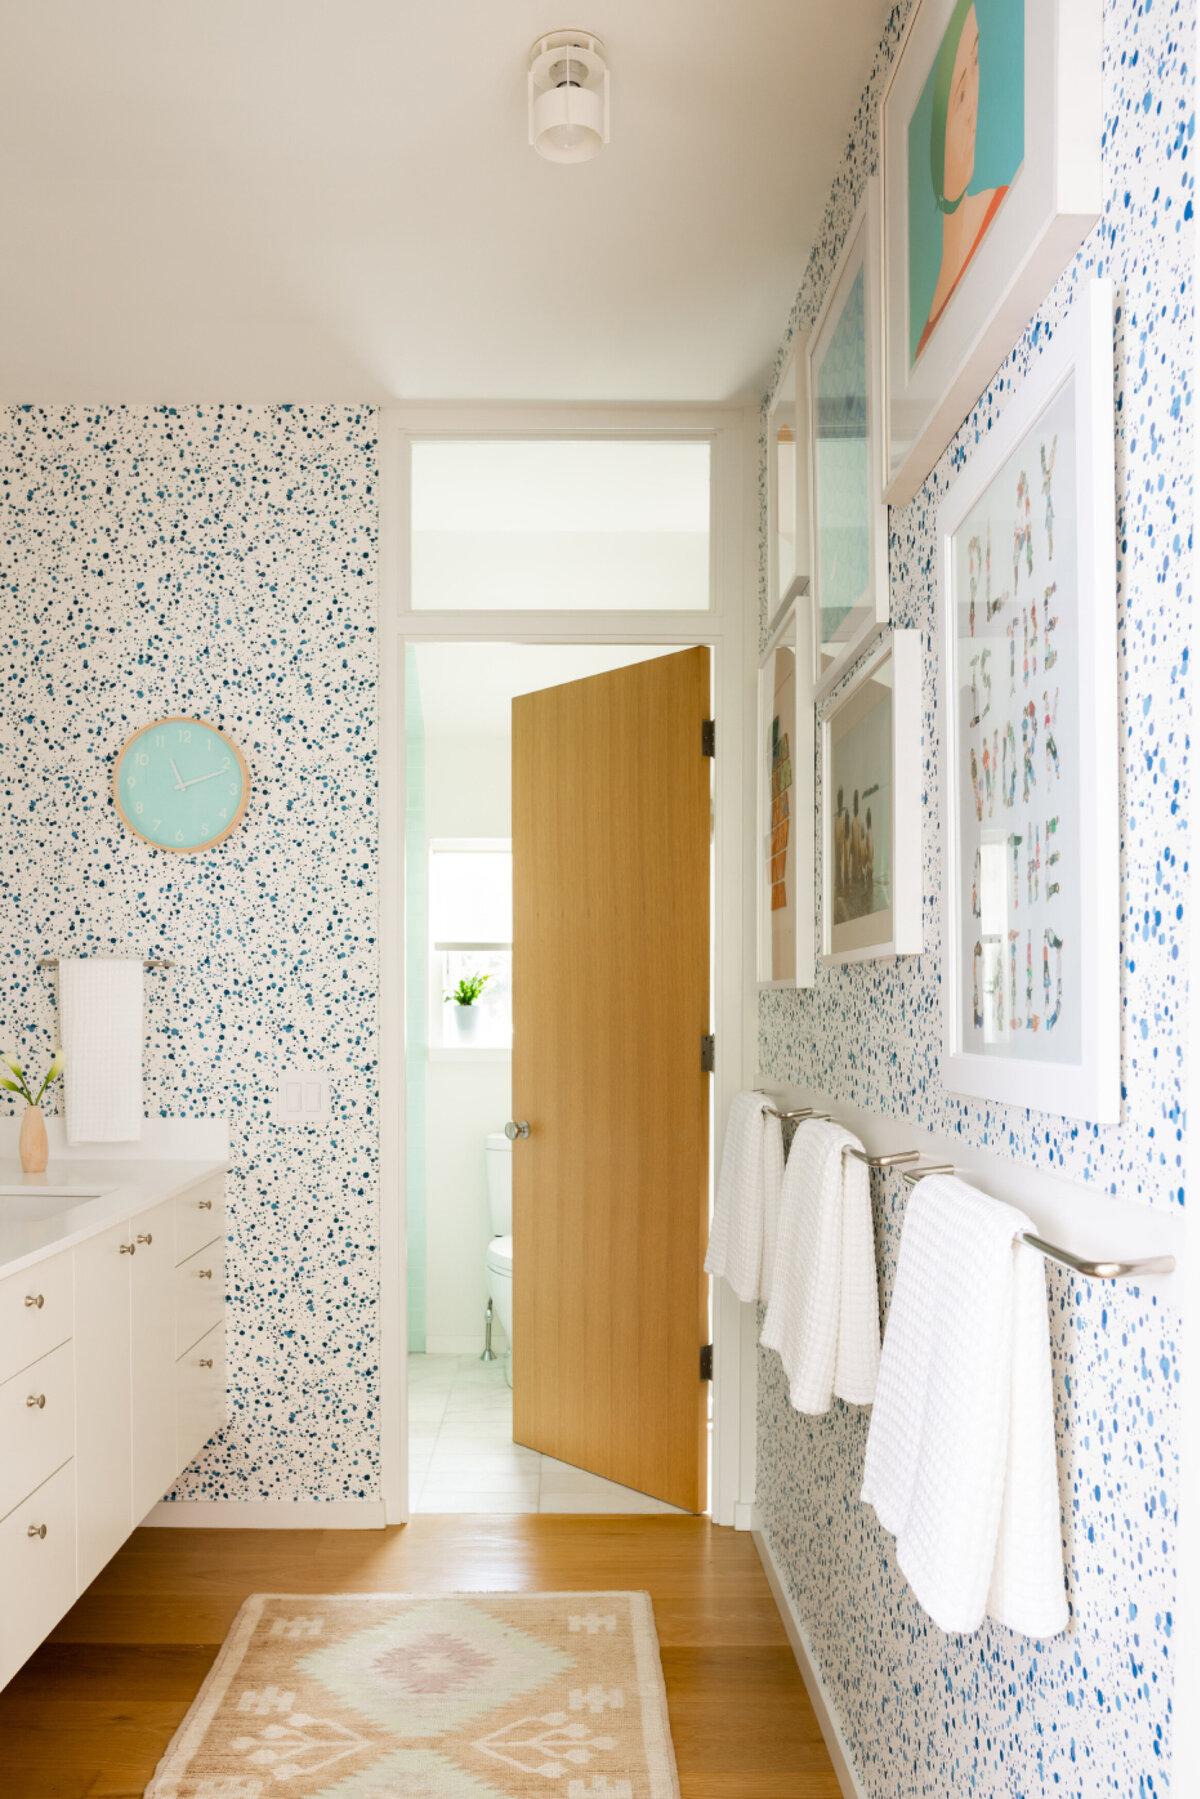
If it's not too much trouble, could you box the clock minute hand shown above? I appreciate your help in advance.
[180,762,232,789]
[169,757,187,793]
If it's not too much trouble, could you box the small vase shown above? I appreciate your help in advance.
[455,1005,480,1042]
[19,1105,48,1175]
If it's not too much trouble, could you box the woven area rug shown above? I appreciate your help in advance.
[146,1591,680,1798]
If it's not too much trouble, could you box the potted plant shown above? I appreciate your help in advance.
[444,974,489,1042]
[2,1048,65,1174]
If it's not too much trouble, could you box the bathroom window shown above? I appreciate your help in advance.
[409,438,712,610]
[428,840,513,1053]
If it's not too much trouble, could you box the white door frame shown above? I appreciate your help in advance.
[378,403,760,1526]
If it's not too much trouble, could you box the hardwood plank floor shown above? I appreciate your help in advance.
[0,1515,840,1799]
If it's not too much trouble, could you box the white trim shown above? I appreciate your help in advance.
[380,400,753,1530]
[752,1516,866,1799]
[144,1500,388,1529]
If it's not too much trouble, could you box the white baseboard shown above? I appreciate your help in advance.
[733,1500,755,1531]
[143,1499,388,1530]
[752,1515,865,1799]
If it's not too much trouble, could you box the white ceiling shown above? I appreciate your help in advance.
[0,1,888,404]
[412,642,674,738]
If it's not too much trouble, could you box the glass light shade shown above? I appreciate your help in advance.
[531,84,605,163]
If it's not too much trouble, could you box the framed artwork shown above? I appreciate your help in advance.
[938,278,1117,1121]
[820,630,922,964]
[807,178,889,702]
[767,341,811,620]
[758,596,815,988]
[880,0,1101,507]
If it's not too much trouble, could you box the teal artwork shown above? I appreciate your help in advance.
[815,265,869,641]
[114,717,249,851]
[907,0,1025,368]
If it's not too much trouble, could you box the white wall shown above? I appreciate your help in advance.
[423,730,512,1351]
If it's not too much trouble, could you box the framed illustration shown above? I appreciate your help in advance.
[938,278,1117,1121]
[820,629,922,964]
[767,340,811,620]
[807,178,889,702]
[758,596,815,988]
[881,0,1102,507]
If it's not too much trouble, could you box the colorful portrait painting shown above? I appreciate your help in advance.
[767,646,797,980]
[907,0,1025,367]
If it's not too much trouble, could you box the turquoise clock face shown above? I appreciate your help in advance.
[114,717,249,852]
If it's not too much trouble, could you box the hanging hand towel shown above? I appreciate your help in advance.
[761,1118,880,1411]
[704,1091,785,1304]
[860,1174,1067,1639]
[59,957,145,1145]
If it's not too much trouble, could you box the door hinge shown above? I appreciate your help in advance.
[700,1034,716,1073]
[701,718,716,757]
[700,1344,713,1382]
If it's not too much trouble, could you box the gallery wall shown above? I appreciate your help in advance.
[755,1,1188,1792]
[0,404,381,1505]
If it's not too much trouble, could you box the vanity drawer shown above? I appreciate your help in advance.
[0,1251,73,1386]
[0,1458,77,1692]
[175,1238,225,1358]
[176,1319,226,1471]
[175,1176,225,1266]
[0,1341,75,1525]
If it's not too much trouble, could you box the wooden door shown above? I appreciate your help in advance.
[74,1221,133,1589]
[512,647,711,1513]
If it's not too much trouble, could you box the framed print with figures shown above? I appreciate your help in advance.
[880,0,1101,507]
[758,596,816,988]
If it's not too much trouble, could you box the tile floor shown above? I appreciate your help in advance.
[408,1352,687,1515]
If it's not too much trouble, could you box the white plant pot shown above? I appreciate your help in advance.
[453,1005,480,1041]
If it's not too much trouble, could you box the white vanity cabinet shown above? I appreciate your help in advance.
[0,1161,227,1692]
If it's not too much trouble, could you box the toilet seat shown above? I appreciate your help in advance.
[486,1234,513,1277]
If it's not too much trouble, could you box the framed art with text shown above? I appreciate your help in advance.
[807,178,889,701]
[938,279,1117,1121]
[820,629,922,965]
[758,597,815,988]
[880,0,1101,507]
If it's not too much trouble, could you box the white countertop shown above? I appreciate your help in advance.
[0,1157,227,1280]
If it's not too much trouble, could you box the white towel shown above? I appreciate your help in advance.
[760,1119,880,1412]
[59,957,145,1145]
[860,1175,1068,1639]
[704,1091,785,1304]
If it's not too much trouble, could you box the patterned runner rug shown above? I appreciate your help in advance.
[146,1591,680,1798]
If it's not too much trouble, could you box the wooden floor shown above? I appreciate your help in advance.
[0,1514,839,1799]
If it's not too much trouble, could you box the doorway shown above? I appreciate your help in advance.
[404,642,707,1515]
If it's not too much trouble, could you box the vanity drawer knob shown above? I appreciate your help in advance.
[24,1294,44,1309]
[137,1232,153,1245]
[25,1394,45,1409]
[198,1268,213,1280]
[27,1524,47,1540]
[198,1357,214,1368]
[198,1200,213,1211]
[119,1242,136,1256]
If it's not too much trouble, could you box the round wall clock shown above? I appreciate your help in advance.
[113,716,250,852]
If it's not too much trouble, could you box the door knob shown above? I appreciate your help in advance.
[504,1120,531,1141]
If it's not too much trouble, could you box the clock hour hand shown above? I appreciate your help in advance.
[180,761,232,789]
[169,757,187,793]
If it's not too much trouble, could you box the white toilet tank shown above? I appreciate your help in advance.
[485,1131,512,1236]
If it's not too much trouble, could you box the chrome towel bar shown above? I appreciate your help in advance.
[38,956,174,970]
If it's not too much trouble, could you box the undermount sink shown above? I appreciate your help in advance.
[0,1185,107,1201]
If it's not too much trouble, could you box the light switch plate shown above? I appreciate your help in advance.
[275,1068,331,1126]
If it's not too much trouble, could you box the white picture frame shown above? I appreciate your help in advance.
[938,278,1117,1121]
[758,594,816,988]
[881,0,1102,508]
[767,340,811,621]
[820,629,922,964]
[807,178,889,703]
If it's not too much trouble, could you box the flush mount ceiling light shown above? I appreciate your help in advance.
[528,29,609,164]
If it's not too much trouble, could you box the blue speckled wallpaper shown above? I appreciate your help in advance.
[757,1,1188,1792]
[0,403,380,1503]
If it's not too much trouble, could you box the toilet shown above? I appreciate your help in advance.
[485,1132,513,1370]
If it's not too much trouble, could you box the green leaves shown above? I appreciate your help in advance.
[1,1047,64,1107]
[444,974,490,1007]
